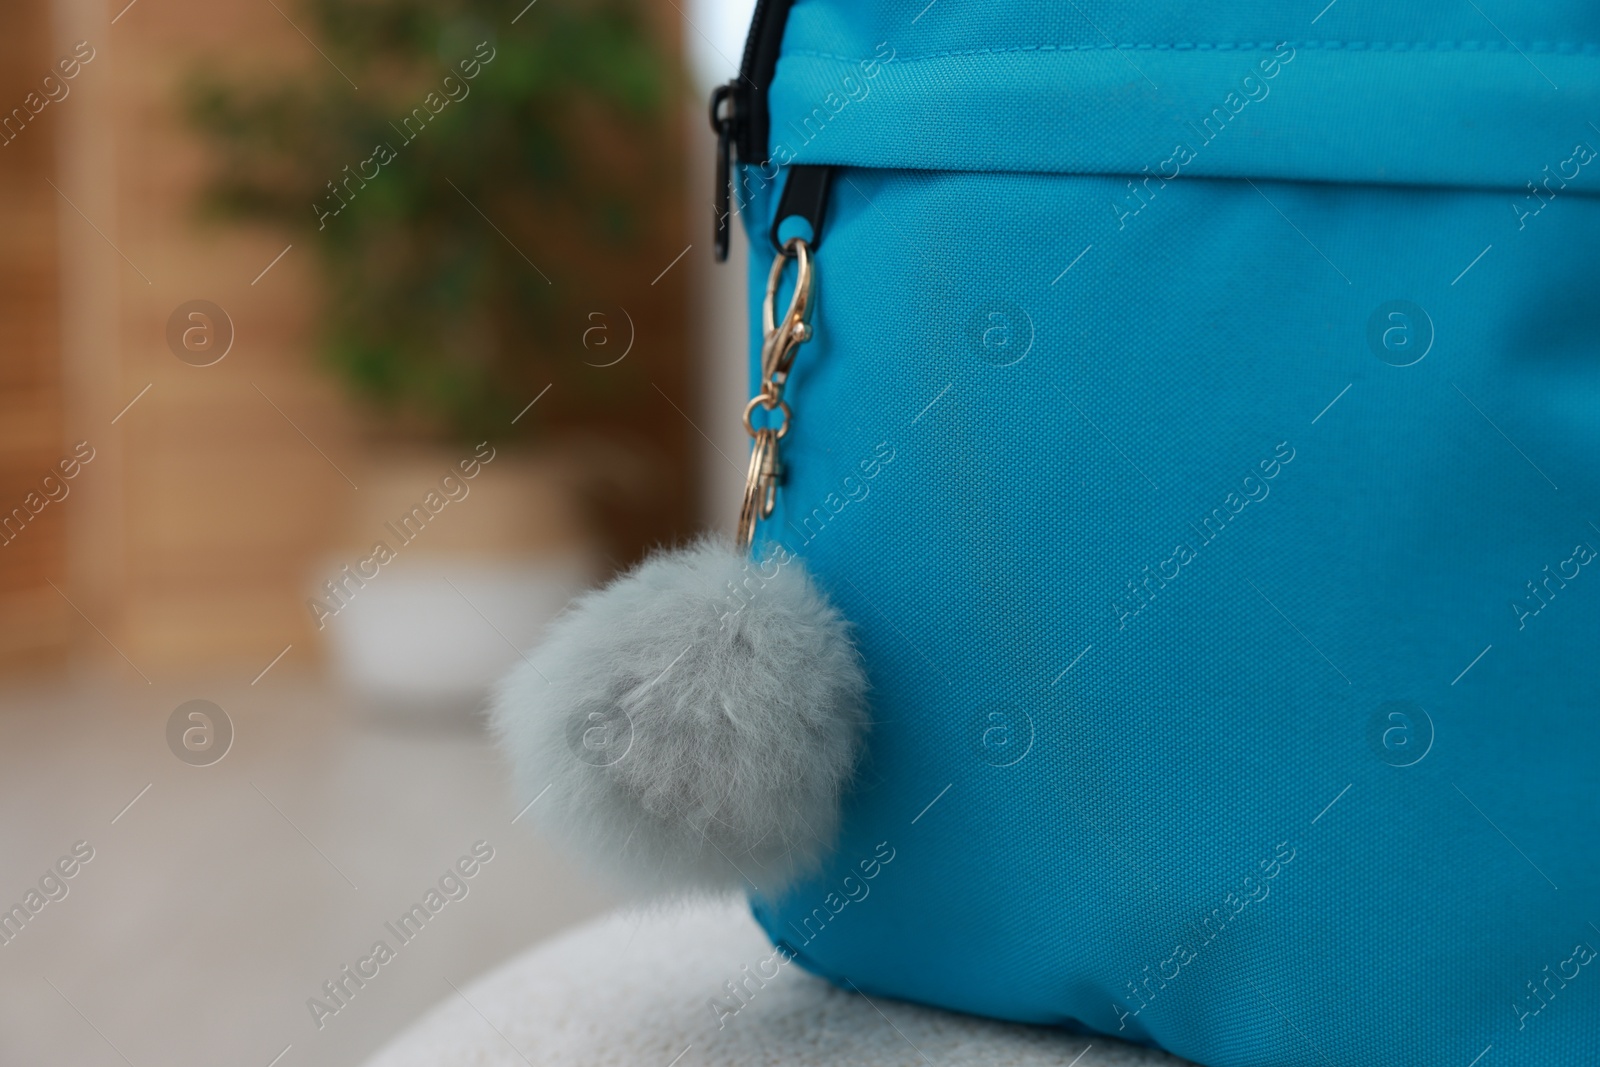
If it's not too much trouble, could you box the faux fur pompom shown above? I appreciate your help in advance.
[490,538,868,898]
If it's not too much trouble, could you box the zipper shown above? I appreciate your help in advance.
[710,0,800,262]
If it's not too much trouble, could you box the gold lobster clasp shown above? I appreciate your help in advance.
[758,237,814,397]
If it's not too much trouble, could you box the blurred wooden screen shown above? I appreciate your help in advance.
[0,0,70,665]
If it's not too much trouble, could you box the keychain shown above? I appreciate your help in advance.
[492,239,868,898]
[738,236,813,549]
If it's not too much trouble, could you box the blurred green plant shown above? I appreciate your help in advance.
[186,0,677,443]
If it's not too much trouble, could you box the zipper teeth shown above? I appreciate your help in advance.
[732,0,798,163]
[737,0,776,79]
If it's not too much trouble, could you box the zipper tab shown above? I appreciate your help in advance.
[710,82,743,263]
[770,164,833,254]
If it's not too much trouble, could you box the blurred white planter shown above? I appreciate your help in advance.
[317,451,601,716]
[320,554,593,708]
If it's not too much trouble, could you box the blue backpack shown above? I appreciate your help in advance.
[712,2,1600,1064]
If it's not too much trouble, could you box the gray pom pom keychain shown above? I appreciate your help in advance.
[491,238,869,897]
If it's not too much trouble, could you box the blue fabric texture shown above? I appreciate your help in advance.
[738,3,1600,1066]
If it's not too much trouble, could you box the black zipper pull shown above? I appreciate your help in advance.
[711,0,800,263]
[710,82,742,263]
[769,164,833,255]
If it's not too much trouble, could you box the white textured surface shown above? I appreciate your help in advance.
[362,897,1192,1067]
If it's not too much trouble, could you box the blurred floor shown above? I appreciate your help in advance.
[0,672,616,1067]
